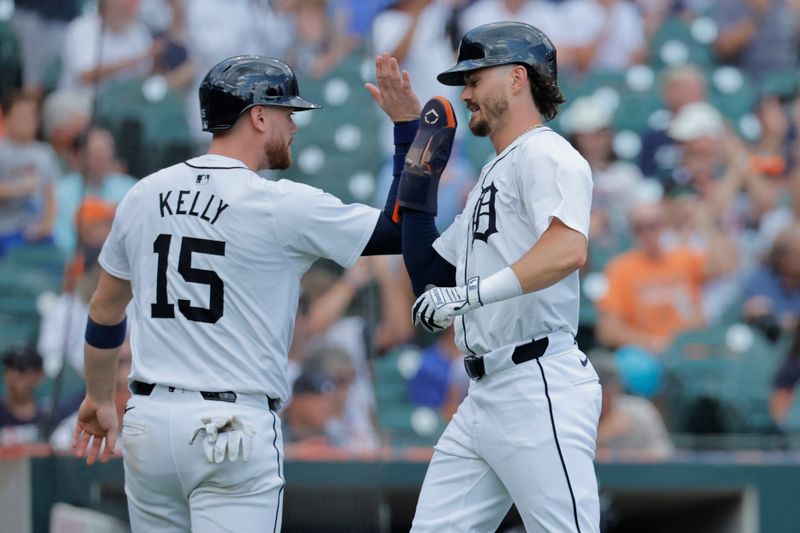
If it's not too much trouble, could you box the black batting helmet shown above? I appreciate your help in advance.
[437,22,558,87]
[199,55,321,132]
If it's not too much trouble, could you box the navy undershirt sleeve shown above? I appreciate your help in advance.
[364,119,455,290]
[362,213,401,255]
[362,120,419,256]
[402,210,456,296]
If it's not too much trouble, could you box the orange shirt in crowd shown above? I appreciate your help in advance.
[597,247,708,340]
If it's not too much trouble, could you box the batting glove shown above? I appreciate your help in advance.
[412,267,524,333]
[189,416,255,463]
[412,277,482,332]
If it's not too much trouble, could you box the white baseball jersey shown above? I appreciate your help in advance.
[433,127,593,355]
[99,154,379,402]
[415,127,601,533]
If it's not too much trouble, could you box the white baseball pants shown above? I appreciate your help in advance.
[121,386,284,533]
[411,342,602,532]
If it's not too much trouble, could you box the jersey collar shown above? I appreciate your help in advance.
[186,154,250,170]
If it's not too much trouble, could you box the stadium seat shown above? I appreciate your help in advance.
[95,77,193,178]
[649,17,714,71]
[290,48,383,204]
[663,323,784,434]
[373,347,445,446]
[0,20,21,91]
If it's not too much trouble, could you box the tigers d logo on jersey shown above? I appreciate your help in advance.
[472,183,498,243]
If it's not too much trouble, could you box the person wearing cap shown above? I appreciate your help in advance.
[0,345,46,446]
[666,101,776,221]
[281,370,338,447]
[638,64,708,182]
[562,95,644,235]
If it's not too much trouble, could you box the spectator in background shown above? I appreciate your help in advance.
[714,0,799,83]
[39,199,115,377]
[372,0,459,156]
[639,65,708,182]
[184,0,294,141]
[283,0,359,79]
[151,0,194,93]
[408,326,469,420]
[0,345,45,446]
[10,0,82,95]
[596,201,732,354]
[562,0,647,72]
[302,346,376,451]
[593,352,674,459]
[53,128,137,256]
[40,90,92,173]
[282,370,339,448]
[0,92,59,257]
[666,102,778,230]
[770,322,800,429]
[457,0,568,56]
[743,223,800,338]
[59,0,160,91]
[562,95,644,236]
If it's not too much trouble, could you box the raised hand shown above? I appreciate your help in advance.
[365,53,421,122]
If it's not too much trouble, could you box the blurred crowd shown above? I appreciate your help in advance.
[1,0,800,460]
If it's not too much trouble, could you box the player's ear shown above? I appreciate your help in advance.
[249,105,270,134]
[509,65,528,95]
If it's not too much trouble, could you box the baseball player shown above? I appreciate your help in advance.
[70,55,433,532]
[385,22,602,532]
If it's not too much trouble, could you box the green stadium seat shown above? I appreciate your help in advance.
[95,77,193,178]
[757,68,800,100]
[0,21,22,98]
[373,347,446,446]
[649,17,714,71]
[290,48,383,204]
[664,323,785,434]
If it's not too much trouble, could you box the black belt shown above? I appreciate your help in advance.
[463,336,550,380]
[131,380,279,411]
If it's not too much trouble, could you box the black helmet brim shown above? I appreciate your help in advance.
[437,57,522,86]
[275,95,322,111]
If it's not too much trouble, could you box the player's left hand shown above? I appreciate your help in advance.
[365,53,421,122]
[412,277,483,332]
[72,396,119,465]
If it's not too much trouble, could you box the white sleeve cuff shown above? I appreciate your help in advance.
[479,267,523,305]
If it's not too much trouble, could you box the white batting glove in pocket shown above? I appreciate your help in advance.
[189,416,255,463]
[412,277,482,332]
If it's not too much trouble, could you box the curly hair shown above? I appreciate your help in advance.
[526,65,565,122]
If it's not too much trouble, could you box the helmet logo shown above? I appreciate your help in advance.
[424,109,440,125]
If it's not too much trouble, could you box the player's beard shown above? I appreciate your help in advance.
[265,137,292,170]
[469,93,509,137]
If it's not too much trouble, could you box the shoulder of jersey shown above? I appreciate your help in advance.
[522,129,590,168]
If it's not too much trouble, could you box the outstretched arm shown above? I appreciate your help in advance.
[361,54,420,256]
